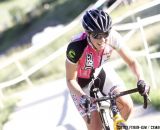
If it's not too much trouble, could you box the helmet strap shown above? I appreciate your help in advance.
[88,34,98,51]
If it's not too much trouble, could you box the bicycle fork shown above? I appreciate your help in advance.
[98,102,110,130]
[93,89,111,130]
[110,96,127,130]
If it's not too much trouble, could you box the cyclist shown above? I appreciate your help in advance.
[65,9,149,130]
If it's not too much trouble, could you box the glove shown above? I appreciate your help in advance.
[137,80,150,96]
[79,95,91,109]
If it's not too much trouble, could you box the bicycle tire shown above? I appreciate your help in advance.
[99,108,112,130]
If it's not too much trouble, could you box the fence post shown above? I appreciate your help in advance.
[137,17,156,89]
[14,60,34,87]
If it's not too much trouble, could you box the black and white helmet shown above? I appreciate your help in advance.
[82,9,112,33]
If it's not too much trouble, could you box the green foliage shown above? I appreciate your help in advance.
[30,54,66,84]
[0,97,18,130]
[9,7,26,24]
[150,89,160,110]
[0,0,4,1]
[0,63,20,82]
[0,0,96,54]
[131,88,160,111]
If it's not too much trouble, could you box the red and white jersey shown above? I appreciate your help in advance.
[66,30,124,79]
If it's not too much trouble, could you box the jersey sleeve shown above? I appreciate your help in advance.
[66,42,79,63]
[109,30,124,50]
[66,39,87,64]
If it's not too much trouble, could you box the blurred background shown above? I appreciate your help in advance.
[0,0,160,130]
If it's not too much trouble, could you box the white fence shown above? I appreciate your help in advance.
[1,15,159,89]
[0,0,160,108]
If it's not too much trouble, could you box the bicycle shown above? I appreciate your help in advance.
[84,83,150,130]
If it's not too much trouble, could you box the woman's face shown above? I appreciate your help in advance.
[88,32,109,51]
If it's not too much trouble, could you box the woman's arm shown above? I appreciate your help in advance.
[117,46,144,81]
[65,59,86,97]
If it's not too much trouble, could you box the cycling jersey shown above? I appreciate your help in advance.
[66,30,124,87]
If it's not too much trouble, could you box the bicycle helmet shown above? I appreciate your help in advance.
[82,9,112,33]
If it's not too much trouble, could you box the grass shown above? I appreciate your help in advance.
[0,97,19,130]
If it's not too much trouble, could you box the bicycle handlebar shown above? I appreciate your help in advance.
[84,87,150,124]
[95,88,150,109]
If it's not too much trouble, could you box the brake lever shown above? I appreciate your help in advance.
[143,93,151,109]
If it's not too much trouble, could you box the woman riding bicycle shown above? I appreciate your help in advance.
[65,9,149,130]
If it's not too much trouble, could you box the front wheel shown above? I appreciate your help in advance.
[99,109,112,130]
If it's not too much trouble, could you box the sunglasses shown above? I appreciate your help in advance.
[91,32,109,39]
